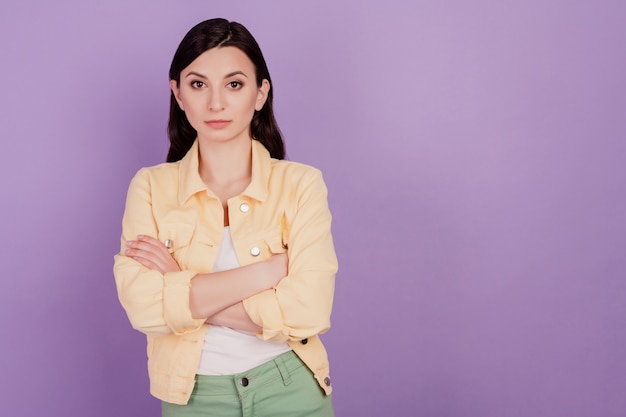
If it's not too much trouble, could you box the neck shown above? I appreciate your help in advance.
[197,138,252,187]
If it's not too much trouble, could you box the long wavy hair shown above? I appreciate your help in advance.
[166,18,284,162]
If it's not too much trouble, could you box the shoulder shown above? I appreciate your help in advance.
[126,161,181,193]
[269,159,329,198]
[130,161,180,182]
[271,159,324,183]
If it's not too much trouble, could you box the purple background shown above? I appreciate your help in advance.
[1,1,624,416]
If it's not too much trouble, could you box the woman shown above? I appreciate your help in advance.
[113,18,337,416]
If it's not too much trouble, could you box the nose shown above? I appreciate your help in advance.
[208,89,224,112]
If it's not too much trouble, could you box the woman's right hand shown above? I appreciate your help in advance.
[262,253,288,288]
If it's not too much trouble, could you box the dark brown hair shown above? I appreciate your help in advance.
[166,18,284,162]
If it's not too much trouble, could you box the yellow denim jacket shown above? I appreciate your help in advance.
[113,139,337,405]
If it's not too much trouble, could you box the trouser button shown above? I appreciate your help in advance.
[241,377,249,387]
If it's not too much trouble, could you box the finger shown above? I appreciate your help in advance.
[132,249,175,274]
[126,248,159,268]
[127,248,168,268]
[127,240,169,260]
[138,236,174,261]
[136,258,164,274]
[125,244,179,274]
[137,235,169,250]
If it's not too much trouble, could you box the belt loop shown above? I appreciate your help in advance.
[274,354,293,386]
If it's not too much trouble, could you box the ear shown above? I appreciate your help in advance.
[255,79,270,111]
[170,79,184,111]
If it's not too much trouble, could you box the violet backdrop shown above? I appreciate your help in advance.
[1,1,624,416]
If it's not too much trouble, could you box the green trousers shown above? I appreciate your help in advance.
[162,351,334,417]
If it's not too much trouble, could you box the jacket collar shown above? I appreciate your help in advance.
[177,139,272,206]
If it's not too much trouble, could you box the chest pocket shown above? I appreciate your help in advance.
[157,223,196,268]
[158,223,217,271]
[265,234,288,254]
[243,229,287,263]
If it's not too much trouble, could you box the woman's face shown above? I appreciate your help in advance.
[170,46,269,145]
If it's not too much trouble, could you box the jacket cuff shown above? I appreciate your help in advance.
[243,290,289,342]
[163,270,205,335]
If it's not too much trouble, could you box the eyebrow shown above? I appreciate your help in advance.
[225,71,248,79]
[184,70,248,79]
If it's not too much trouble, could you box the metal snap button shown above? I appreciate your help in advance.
[301,338,308,345]
[240,203,249,213]
[250,247,261,257]
[324,377,331,386]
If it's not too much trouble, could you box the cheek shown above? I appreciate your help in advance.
[231,93,259,116]
[180,103,206,131]
[246,92,262,111]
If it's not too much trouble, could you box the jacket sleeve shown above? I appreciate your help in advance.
[242,169,337,343]
[113,169,205,336]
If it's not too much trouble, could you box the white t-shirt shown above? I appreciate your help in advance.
[196,227,291,375]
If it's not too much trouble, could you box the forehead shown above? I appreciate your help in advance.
[182,46,255,78]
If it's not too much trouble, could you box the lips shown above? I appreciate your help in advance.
[205,120,232,129]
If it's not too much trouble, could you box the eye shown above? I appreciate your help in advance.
[227,81,243,89]
[190,80,205,89]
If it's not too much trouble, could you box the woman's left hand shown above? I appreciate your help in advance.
[124,235,181,274]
